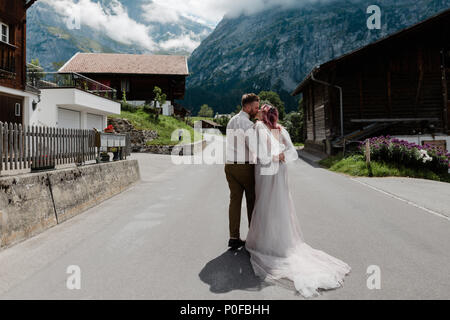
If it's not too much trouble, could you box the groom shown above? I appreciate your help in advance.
[224,93,260,250]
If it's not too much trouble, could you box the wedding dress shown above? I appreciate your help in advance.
[245,121,351,298]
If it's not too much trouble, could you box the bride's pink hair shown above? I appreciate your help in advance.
[260,104,281,131]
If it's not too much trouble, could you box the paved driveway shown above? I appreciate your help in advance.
[0,152,449,299]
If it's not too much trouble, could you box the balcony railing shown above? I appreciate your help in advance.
[0,41,16,79]
[26,71,117,100]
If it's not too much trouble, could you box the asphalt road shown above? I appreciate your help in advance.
[0,152,449,300]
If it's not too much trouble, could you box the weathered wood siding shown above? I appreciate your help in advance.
[302,11,450,141]
[305,82,328,143]
[80,74,187,102]
[0,0,26,91]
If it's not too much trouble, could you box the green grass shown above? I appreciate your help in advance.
[319,153,450,183]
[190,116,214,122]
[293,142,304,147]
[109,109,201,146]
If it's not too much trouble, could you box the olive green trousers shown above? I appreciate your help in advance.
[224,163,256,239]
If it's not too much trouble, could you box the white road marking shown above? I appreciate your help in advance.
[350,178,450,222]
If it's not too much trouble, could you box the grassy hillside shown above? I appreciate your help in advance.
[109,109,201,146]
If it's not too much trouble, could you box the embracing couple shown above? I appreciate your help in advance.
[224,93,351,298]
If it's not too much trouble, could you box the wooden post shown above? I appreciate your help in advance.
[365,139,371,165]
[9,123,13,170]
[56,128,59,165]
[33,126,37,169]
[64,128,67,164]
[69,128,72,163]
[18,124,23,170]
[365,139,372,177]
[3,123,7,171]
[38,126,42,169]
[31,126,35,170]
[14,123,18,170]
[27,125,31,169]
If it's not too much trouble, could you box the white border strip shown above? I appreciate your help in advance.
[350,178,450,222]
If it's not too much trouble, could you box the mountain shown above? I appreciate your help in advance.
[185,0,450,115]
[26,0,213,71]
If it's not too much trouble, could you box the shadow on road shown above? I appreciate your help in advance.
[199,248,269,294]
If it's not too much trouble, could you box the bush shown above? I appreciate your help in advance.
[359,136,450,174]
[215,116,230,128]
[198,104,214,117]
[258,91,285,120]
[282,111,304,143]
[142,104,161,122]
[121,102,138,112]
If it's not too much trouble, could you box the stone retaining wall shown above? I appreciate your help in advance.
[0,160,140,249]
[144,140,207,155]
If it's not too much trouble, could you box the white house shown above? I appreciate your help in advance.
[27,72,120,130]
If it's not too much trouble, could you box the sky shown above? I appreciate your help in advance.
[41,0,327,52]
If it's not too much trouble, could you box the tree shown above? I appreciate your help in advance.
[281,97,304,143]
[52,61,66,71]
[28,58,44,85]
[258,90,285,120]
[153,86,167,108]
[29,58,41,69]
[283,111,304,143]
[198,104,214,118]
[215,115,230,131]
[152,86,167,120]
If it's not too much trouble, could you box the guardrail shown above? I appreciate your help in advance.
[0,122,130,175]
[26,71,117,100]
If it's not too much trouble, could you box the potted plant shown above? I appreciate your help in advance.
[104,124,115,133]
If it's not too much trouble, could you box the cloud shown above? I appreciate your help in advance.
[141,0,331,25]
[159,33,202,52]
[42,0,333,53]
[223,0,331,18]
[141,0,228,25]
[42,0,157,50]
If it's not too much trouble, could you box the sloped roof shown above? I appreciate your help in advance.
[59,52,189,76]
[195,119,222,127]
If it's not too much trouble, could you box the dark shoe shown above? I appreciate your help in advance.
[228,238,245,249]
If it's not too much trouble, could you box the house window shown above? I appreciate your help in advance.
[15,103,21,117]
[1,22,9,44]
[120,79,130,92]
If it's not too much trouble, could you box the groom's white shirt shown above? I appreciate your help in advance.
[226,111,257,164]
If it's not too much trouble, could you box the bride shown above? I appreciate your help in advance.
[245,104,351,298]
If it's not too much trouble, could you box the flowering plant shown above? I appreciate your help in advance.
[104,125,114,133]
[359,136,450,174]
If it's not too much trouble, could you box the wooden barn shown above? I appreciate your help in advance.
[292,9,450,155]
[59,53,189,108]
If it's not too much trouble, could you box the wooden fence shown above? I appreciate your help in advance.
[0,122,129,174]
